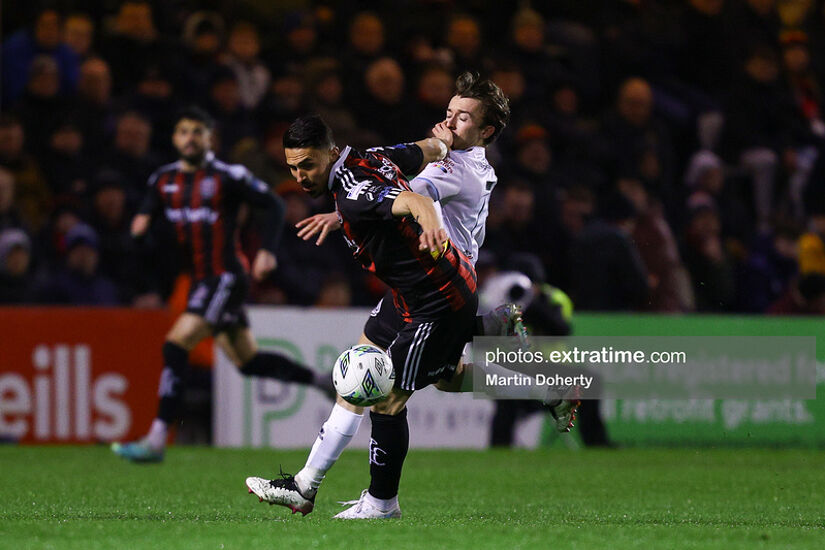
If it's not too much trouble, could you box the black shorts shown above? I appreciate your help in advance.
[386,295,478,392]
[186,272,249,333]
[363,290,404,349]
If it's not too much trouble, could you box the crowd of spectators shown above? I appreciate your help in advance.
[4,0,825,315]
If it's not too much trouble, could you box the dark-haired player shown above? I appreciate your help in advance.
[245,114,477,518]
[111,107,332,462]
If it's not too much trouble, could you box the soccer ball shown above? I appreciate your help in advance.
[332,345,395,406]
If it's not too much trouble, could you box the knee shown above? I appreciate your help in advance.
[371,389,410,415]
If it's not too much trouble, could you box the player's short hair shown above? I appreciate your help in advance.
[283,114,336,149]
[174,106,215,130]
[455,71,510,144]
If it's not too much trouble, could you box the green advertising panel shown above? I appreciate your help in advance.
[542,314,824,447]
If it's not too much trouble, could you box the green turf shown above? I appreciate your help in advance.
[0,446,823,549]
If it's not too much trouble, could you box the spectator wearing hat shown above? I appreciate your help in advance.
[37,222,121,305]
[179,11,226,105]
[0,228,38,304]
[40,119,93,205]
[13,55,71,156]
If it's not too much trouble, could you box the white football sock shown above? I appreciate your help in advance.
[365,491,399,512]
[295,404,363,496]
[145,418,168,450]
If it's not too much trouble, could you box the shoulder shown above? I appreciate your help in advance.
[148,162,179,184]
[211,158,252,181]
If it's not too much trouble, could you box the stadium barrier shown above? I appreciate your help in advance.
[1,307,821,447]
[0,308,171,444]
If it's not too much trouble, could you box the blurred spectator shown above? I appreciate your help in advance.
[74,57,114,158]
[618,177,694,312]
[722,45,810,231]
[0,115,52,231]
[122,64,179,158]
[271,11,325,76]
[570,191,650,311]
[445,14,486,75]
[207,68,256,157]
[780,30,824,220]
[233,123,292,191]
[768,272,825,314]
[681,197,736,311]
[13,55,70,155]
[343,12,387,102]
[225,21,271,110]
[90,173,140,301]
[411,64,454,137]
[600,77,676,208]
[0,229,37,304]
[37,222,120,305]
[2,8,80,105]
[508,8,569,102]
[797,207,825,275]
[0,168,27,233]
[739,223,800,311]
[40,120,91,206]
[315,272,354,308]
[304,61,364,146]
[63,13,95,60]
[102,0,177,96]
[97,111,157,209]
[354,57,416,144]
[179,11,225,104]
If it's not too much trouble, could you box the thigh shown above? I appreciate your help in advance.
[388,308,475,392]
[362,290,404,350]
[371,385,413,415]
[166,312,212,350]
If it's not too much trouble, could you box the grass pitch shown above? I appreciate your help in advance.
[0,446,822,549]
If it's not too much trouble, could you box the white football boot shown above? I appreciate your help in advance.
[245,472,315,516]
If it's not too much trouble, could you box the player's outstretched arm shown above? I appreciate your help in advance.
[392,191,448,256]
[295,212,341,245]
[413,136,449,169]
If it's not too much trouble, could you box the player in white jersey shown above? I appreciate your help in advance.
[246,73,575,519]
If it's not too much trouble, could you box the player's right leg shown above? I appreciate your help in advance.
[245,333,372,515]
[111,313,211,462]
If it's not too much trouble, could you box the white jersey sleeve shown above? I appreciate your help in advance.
[409,156,463,203]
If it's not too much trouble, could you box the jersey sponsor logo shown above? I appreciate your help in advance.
[435,157,455,174]
[165,207,220,224]
[378,157,398,181]
[200,177,216,199]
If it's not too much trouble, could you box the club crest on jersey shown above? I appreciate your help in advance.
[200,177,216,199]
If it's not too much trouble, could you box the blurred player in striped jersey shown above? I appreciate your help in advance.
[111,107,333,463]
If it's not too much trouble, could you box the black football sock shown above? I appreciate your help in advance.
[240,351,326,388]
[156,341,190,424]
[368,408,409,500]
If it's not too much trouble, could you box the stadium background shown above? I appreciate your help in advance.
[1,2,824,442]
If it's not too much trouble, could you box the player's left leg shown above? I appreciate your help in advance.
[333,386,411,519]
[216,324,334,394]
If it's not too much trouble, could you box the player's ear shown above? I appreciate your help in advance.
[480,125,495,142]
[330,145,340,158]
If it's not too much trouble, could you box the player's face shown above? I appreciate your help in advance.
[444,95,494,150]
[285,146,338,198]
[173,119,211,164]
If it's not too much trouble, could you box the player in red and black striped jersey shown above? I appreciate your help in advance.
[111,107,333,463]
[245,114,478,517]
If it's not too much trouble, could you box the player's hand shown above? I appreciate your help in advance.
[432,122,453,149]
[130,214,151,238]
[252,249,277,281]
[419,228,449,259]
[295,212,341,245]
